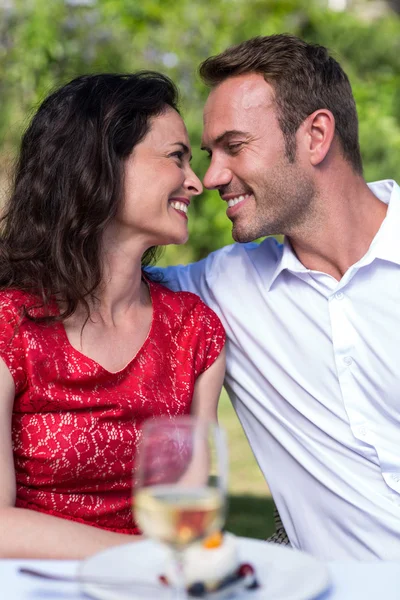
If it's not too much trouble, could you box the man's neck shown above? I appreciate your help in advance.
[287,178,388,281]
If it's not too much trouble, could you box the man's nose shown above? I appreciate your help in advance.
[203,160,232,190]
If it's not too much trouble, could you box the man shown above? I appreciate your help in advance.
[160,34,400,560]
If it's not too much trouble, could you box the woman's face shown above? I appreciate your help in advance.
[118,107,202,247]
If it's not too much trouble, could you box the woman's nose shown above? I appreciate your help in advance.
[185,167,203,196]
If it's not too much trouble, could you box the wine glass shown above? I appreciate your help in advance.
[134,416,228,598]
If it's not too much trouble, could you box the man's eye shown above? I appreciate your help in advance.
[227,143,243,153]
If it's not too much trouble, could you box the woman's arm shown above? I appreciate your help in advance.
[190,346,226,422]
[0,358,139,559]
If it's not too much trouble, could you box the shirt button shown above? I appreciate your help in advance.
[358,426,367,437]
[335,292,344,300]
[344,356,353,366]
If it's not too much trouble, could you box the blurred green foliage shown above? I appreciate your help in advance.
[0,0,399,264]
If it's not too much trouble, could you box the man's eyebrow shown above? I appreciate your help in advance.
[171,141,192,161]
[201,130,247,152]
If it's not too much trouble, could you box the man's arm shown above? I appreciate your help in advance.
[149,253,218,307]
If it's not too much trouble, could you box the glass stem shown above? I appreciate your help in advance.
[172,549,187,599]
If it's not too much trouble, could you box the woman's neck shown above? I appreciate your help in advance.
[90,225,152,324]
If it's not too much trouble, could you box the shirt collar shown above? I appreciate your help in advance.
[265,179,400,291]
[265,237,306,291]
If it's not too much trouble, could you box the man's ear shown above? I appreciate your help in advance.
[299,109,335,166]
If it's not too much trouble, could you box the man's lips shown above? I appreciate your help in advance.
[221,193,252,216]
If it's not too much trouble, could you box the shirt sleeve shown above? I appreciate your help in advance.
[0,297,27,393]
[192,299,226,375]
[148,251,221,310]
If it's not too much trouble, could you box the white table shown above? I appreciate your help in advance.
[1,558,399,600]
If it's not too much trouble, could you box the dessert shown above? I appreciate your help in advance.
[161,532,259,597]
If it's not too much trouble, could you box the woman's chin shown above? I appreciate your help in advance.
[166,235,189,246]
[161,230,189,246]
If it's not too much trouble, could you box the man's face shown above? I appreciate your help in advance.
[201,73,316,242]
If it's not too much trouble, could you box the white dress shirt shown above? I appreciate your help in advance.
[161,179,400,560]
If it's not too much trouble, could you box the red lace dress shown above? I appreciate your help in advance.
[0,282,225,534]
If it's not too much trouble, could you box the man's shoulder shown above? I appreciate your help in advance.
[202,237,282,265]
[202,237,283,278]
[148,238,283,299]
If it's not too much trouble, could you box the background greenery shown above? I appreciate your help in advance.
[1,0,399,261]
[0,0,399,538]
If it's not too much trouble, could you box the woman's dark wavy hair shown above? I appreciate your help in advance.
[0,71,179,321]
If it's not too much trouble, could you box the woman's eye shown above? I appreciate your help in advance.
[170,151,184,162]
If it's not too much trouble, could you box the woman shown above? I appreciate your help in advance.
[0,72,225,558]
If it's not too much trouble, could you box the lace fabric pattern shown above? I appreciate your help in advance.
[0,283,225,533]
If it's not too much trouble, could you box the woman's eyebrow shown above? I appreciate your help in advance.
[171,141,192,161]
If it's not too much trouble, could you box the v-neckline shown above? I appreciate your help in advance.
[57,280,156,375]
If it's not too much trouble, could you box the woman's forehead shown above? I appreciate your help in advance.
[145,108,189,145]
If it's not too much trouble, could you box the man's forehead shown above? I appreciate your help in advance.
[206,73,270,107]
[202,73,275,144]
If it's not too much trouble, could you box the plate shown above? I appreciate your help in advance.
[80,536,331,600]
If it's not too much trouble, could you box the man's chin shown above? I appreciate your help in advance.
[232,217,283,242]
[232,226,258,244]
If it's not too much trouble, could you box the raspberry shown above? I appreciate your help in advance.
[158,574,169,586]
[237,563,255,577]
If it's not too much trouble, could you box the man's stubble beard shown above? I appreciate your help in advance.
[231,165,317,243]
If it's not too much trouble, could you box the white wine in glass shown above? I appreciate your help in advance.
[134,416,228,598]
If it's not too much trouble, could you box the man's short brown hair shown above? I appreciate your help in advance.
[200,34,362,174]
